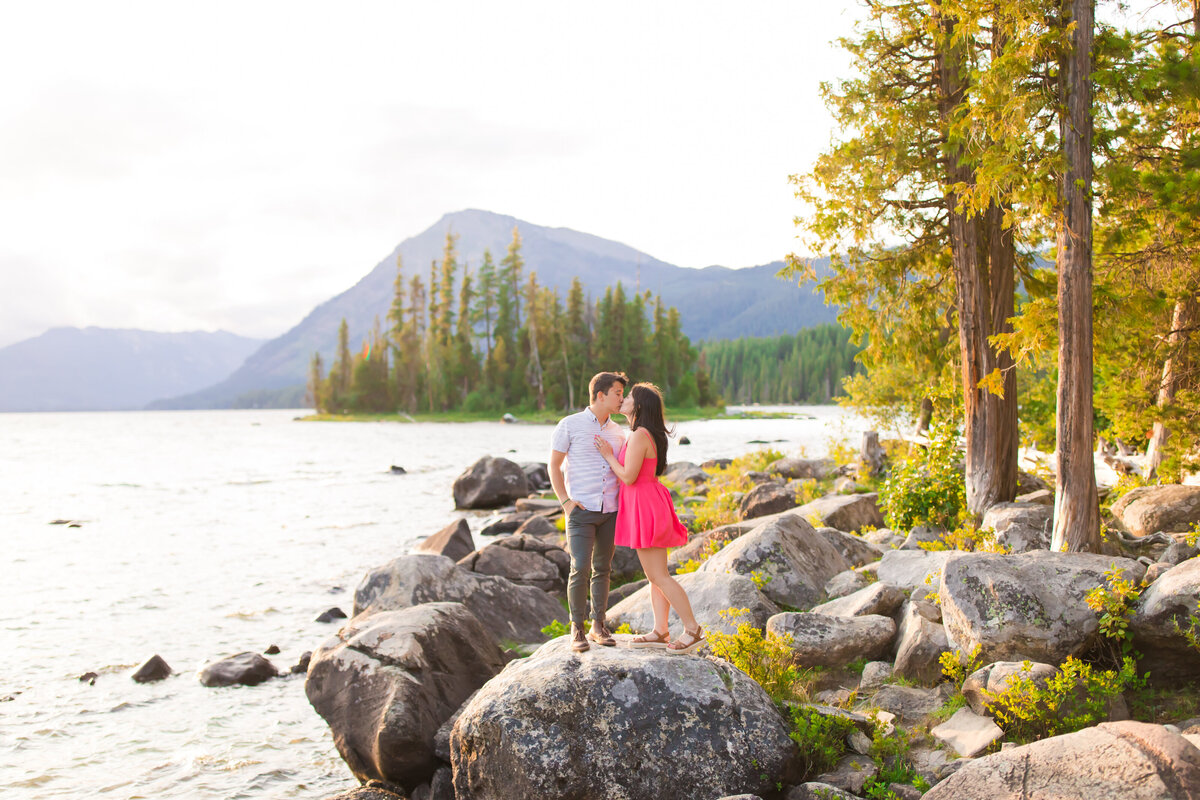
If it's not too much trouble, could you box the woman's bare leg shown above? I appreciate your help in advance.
[637,547,698,632]
[649,582,670,634]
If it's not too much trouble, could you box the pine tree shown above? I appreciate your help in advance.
[306,352,325,412]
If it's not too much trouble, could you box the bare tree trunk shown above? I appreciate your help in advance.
[1052,0,1100,552]
[985,200,1020,507]
[916,397,934,435]
[1145,295,1200,478]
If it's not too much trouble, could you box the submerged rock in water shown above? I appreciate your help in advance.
[198,652,278,687]
[315,607,348,623]
[131,654,172,683]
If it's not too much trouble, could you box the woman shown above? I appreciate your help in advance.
[594,382,704,654]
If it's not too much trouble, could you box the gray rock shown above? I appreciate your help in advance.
[864,684,952,723]
[859,660,893,690]
[770,456,836,480]
[513,497,562,514]
[607,578,649,609]
[922,720,1200,800]
[795,493,885,533]
[667,523,749,572]
[1131,556,1200,682]
[198,652,277,687]
[306,603,507,791]
[323,787,406,800]
[1111,484,1200,537]
[930,707,1005,757]
[353,554,566,643]
[833,477,860,494]
[899,525,945,550]
[815,753,877,796]
[784,783,860,800]
[939,551,1146,664]
[700,458,732,470]
[512,514,559,539]
[906,745,961,784]
[520,461,551,491]
[1161,541,1200,566]
[611,545,644,580]
[815,526,885,567]
[1015,488,1054,505]
[739,481,797,520]
[460,534,570,593]
[608,571,779,635]
[480,511,531,537]
[315,607,348,623]
[812,582,905,619]
[962,660,1059,716]
[664,461,709,486]
[452,456,530,509]
[413,518,475,562]
[450,637,797,800]
[877,549,956,591]
[981,502,1053,553]
[701,514,852,610]
[131,654,172,683]
[864,527,903,547]
[824,569,869,600]
[892,600,951,685]
[766,612,896,668]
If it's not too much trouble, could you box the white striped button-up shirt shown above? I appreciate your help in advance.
[551,408,627,513]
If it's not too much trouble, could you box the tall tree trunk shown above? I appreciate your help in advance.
[1145,295,1200,478]
[1052,0,1100,552]
[936,3,1016,517]
[984,200,1020,508]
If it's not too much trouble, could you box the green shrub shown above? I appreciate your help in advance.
[707,608,818,705]
[985,656,1142,744]
[787,704,855,778]
[676,537,728,574]
[939,644,985,688]
[690,448,786,531]
[1084,566,1143,661]
[879,422,966,530]
[918,524,1009,553]
[860,719,929,798]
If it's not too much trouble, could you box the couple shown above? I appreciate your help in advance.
[548,371,704,655]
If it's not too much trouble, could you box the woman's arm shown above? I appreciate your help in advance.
[596,428,650,485]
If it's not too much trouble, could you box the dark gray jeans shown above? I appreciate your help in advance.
[565,507,617,625]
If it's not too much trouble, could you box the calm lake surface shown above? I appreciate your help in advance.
[1,406,863,799]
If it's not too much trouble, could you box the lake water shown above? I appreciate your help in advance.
[1,406,863,799]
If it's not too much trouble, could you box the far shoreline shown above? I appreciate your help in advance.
[296,405,824,425]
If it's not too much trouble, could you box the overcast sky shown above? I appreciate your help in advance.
[0,2,863,348]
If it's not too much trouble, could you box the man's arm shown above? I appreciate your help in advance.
[549,449,582,513]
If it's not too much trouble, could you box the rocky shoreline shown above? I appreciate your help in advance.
[304,448,1200,800]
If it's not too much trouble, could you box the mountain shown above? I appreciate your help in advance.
[154,209,836,409]
[0,327,265,412]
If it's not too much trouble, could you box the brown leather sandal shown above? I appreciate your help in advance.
[628,629,670,649]
[666,626,705,655]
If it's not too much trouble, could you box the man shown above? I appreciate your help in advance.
[549,371,628,652]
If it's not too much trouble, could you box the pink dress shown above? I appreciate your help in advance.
[613,439,688,549]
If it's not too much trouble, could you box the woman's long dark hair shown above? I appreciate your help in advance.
[628,382,672,475]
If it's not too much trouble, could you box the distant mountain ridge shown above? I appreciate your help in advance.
[155,209,836,409]
[0,327,265,412]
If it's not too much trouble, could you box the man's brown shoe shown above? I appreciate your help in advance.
[588,619,616,647]
[571,622,590,652]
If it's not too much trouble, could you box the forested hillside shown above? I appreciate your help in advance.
[701,324,861,405]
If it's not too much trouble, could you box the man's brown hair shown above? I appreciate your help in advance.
[588,371,628,402]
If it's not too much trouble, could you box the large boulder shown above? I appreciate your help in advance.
[938,551,1146,664]
[700,515,851,610]
[814,527,885,567]
[1111,485,1200,537]
[607,571,779,635]
[664,461,709,487]
[449,637,798,800]
[892,600,951,685]
[981,502,1052,553]
[812,582,906,619]
[458,536,569,594]
[667,523,751,572]
[770,456,835,480]
[923,720,1200,800]
[1130,556,1200,682]
[520,461,551,491]
[198,652,277,687]
[877,549,957,591]
[765,612,896,668]
[794,493,885,533]
[354,554,566,643]
[452,457,530,509]
[306,603,507,791]
[413,519,475,562]
[738,482,797,520]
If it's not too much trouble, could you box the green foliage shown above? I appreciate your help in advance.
[786,705,855,778]
[702,324,863,405]
[676,537,727,574]
[707,608,818,705]
[689,449,787,531]
[861,720,928,798]
[918,525,1009,554]
[1084,566,1143,660]
[540,619,571,638]
[985,657,1143,744]
[749,570,773,592]
[879,422,966,531]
